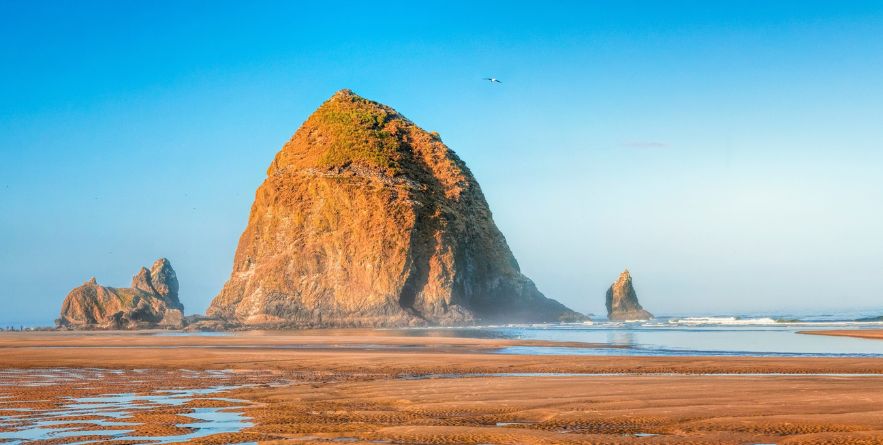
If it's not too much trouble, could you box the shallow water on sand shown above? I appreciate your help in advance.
[149,315,883,357]
[387,315,883,357]
[0,368,266,445]
[490,323,883,357]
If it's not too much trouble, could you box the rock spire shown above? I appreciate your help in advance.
[606,269,653,321]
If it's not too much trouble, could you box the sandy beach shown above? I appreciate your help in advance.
[3,331,883,444]
[801,329,883,341]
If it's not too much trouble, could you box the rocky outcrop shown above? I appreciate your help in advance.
[207,89,582,327]
[606,269,653,320]
[57,258,184,329]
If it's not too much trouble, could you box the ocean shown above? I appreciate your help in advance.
[8,310,883,358]
[393,311,883,358]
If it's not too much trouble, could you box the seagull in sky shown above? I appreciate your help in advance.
[483,77,502,84]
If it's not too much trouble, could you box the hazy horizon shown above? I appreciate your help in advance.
[2,2,882,326]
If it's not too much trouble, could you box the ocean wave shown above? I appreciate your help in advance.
[659,316,883,327]
[667,316,780,326]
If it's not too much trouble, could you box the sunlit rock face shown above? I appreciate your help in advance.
[57,258,184,329]
[606,269,653,321]
[207,89,581,328]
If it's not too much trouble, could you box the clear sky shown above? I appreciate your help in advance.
[2,1,882,325]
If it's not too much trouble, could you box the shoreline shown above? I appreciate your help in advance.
[5,331,883,375]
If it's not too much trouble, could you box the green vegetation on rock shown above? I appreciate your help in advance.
[313,91,404,175]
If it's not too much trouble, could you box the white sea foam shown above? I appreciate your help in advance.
[668,317,780,326]
[659,316,883,327]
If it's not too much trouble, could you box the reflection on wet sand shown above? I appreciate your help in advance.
[0,368,280,444]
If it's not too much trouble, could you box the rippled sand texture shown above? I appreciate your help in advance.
[231,373,883,445]
[0,368,285,444]
[4,332,883,444]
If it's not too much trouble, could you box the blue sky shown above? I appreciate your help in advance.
[1,1,882,325]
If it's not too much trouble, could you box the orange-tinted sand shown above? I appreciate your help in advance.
[4,331,883,444]
[801,329,883,341]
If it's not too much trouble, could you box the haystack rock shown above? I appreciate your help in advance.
[57,258,184,329]
[207,89,581,327]
[606,269,653,320]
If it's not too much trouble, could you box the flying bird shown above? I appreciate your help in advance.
[483,77,502,84]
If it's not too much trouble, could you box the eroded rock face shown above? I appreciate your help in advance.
[57,258,184,329]
[606,269,653,321]
[207,89,581,327]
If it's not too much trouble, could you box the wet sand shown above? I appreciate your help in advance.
[3,331,883,444]
[0,367,286,444]
[240,373,883,445]
[801,329,883,341]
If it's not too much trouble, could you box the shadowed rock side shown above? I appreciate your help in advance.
[207,89,581,327]
[57,258,184,329]
[606,269,653,321]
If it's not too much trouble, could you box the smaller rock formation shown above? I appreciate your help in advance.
[182,315,230,332]
[606,269,653,321]
[57,258,184,330]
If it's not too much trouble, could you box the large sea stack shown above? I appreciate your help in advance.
[57,258,184,329]
[207,89,580,327]
[606,269,653,320]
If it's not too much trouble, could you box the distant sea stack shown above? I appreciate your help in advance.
[57,258,184,329]
[207,89,581,327]
[606,269,653,321]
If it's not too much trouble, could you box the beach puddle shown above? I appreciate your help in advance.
[400,371,883,380]
[0,368,281,444]
[496,421,536,427]
[400,372,594,380]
